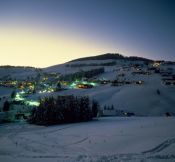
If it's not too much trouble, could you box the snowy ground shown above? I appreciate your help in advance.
[0,87,13,97]
[0,117,175,162]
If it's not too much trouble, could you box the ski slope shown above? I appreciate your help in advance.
[0,117,175,162]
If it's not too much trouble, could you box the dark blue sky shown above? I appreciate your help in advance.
[0,0,175,66]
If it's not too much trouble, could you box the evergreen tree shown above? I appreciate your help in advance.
[56,82,61,91]
[157,89,160,95]
[3,101,10,112]
[29,95,100,125]
[11,90,16,99]
[92,100,99,117]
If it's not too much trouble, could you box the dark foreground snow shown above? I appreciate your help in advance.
[0,117,175,162]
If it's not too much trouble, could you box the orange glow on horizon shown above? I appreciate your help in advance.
[0,26,116,68]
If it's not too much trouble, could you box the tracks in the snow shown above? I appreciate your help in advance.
[142,138,175,154]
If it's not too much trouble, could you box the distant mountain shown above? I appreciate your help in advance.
[0,65,35,69]
[70,53,153,62]
[44,53,154,73]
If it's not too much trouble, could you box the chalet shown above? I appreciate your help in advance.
[118,73,125,77]
[100,80,110,84]
[102,109,117,116]
[111,80,124,86]
[124,112,135,117]
[148,67,157,71]
[162,78,175,85]
[132,71,151,75]
[135,80,144,85]
[102,105,116,116]
[0,80,17,88]
[77,84,93,89]
[125,81,132,84]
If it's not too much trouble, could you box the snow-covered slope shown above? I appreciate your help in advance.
[44,53,152,74]
[44,59,117,74]
[0,66,39,80]
[0,117,175,162]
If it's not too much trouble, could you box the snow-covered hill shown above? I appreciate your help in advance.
[40,55,175,116]
[44,53,152,74]
[44,59,117,74]
[1,54,175,116]
[0,66,40,80]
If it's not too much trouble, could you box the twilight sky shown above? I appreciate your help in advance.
[0,0,174,67]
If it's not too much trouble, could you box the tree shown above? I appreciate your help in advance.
[56,82,61,91]
[156,89,160,95]
[32,88,36,94]
[3,101,10,112]
[29,95,100,125]
[111,105,114,110]
[166,112,171,117]
[92,100,100,117]
[11,90,16,99]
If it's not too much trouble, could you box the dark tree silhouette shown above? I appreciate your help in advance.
[11,90,16,99]
[157,89,160,95]
[29,95,100,125]
[3,101,10,112]
[92,100,100,117]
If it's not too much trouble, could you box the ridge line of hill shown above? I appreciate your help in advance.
[69,53,154,63]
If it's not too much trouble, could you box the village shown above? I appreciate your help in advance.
[0,60,175,122]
